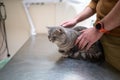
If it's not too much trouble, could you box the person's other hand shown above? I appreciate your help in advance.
[60,18,77,28]
[75,27,103,50]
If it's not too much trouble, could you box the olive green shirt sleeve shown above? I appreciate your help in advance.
[87,0,98,12]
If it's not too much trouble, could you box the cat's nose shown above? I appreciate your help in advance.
[49,38,52,41]
[49,38,54,42]
[48,35,50,39]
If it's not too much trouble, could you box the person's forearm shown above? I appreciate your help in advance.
[74,7,95,23]
[100,0,120,31]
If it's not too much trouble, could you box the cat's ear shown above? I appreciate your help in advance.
[46,26,53,30]
[56,28,64,34]
[56,29,62,33]
[46,26,50,29]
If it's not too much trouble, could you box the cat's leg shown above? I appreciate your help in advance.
[58,49,69,57]
[81,52,87,59]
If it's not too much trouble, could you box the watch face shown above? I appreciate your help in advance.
[96,23,101,30]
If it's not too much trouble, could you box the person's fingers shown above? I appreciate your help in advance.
[60,22,67,26]
[78,37,85,49]
[63,23,69,27]
[60,21,69,26]
[75,38,79,45]
[86,41,93,50]
[75,35,83,45]
[80,30,85,33]
[80,39,89,50]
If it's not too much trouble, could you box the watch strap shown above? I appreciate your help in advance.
[96,22,109,34]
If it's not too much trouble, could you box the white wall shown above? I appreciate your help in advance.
[29,3,56,34]
[28,0,95,34]
[3,0,31,58]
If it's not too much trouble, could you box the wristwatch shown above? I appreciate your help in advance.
[95,22,109,33]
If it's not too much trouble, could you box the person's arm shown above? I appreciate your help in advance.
[75,0,120,50]
[100,0,120,31]
[61,7,95,27]
[75,0,99,23]
[61,0,98,27]
[74,7,95,23]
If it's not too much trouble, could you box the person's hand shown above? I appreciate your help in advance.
[75,27,104,50]
[60,18,78,28]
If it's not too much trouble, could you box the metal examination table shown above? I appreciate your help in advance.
[0,34,120,80]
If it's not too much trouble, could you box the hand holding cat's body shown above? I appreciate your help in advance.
[47,26,104,62]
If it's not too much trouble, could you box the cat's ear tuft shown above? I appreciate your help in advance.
[59,28,63,32]
[56,29,61,33]
[56,28,64,34]
[46,26,52,30]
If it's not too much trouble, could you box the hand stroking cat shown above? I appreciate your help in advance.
[47,26,104,63]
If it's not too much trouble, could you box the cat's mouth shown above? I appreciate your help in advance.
[49,39,60,44]
[48,37,55,42]
[49,39,54,42]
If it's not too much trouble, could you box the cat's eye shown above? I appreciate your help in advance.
[52,36,56,39]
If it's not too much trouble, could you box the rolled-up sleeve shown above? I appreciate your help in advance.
[87,0,98,12]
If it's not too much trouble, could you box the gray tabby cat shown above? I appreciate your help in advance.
[47,26,104,62]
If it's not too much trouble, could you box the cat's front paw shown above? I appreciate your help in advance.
[81,52,87,59]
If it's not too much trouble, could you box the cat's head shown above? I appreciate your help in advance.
[47,26,67,44]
